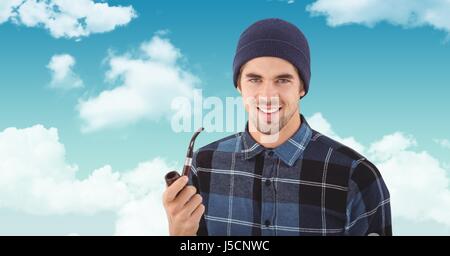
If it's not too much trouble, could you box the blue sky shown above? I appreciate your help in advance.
[0,0,450,235]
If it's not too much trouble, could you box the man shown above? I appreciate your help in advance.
[163,18,392,236]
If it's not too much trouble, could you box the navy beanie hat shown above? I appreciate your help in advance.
[233,18,311,97]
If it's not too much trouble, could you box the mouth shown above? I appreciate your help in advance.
[257,106,282,114]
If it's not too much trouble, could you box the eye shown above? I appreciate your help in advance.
[276,79,291,84]
[248,78,262,84]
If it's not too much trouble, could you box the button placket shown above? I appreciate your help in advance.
[261,150,276,235]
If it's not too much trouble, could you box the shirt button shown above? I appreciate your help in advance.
[265,179,271,186]
[267,151,274,157]
[264,220,271,227]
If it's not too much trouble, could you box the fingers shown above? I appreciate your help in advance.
[163,175,188,203]
[190,203,206,222]
[174,185,197,207]
[182,194,203,216]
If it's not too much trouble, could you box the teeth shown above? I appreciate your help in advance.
[258,107,281,114]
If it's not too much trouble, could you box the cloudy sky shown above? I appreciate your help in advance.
[0,0,449,235]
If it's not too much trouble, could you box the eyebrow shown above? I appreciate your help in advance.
[244,72,294,79]
[275,73,294,79]
[244,73,263,79]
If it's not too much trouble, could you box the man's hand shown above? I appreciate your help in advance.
[162,175,205,236]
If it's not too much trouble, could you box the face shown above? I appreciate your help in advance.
[238,57,305,135]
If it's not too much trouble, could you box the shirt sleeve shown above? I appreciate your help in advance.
[345,159,392,236]
[188,150,208,236]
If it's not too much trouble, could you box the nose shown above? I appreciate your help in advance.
[258,81,279,104]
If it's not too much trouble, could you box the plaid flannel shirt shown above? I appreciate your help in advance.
[189,115,392,236]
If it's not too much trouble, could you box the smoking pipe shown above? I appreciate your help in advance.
[165,127,204,186]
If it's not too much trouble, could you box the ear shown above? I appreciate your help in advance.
[236,75,242,94]
[299,80,306,98]
[299,88,305,98]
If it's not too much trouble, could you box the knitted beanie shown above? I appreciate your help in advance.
[233,18,311,97]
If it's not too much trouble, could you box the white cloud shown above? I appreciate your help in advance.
[271,0,295,4]
[47,54,83,90]
[369,132,417,162]
[114,158,173,235]
[140,35,181,64]
[0,0,22,23]
[114,193,169,236]
[434,138,450,150]
[307,0,450,34]
[308,112,450,233]
[77,34,200,133]
[308,112,365,153]
[0,0,136,39]
[370,136,450,227]
[0,125,172,237]
[0,125,128,214]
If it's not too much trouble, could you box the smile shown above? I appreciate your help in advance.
[257,106,282,114]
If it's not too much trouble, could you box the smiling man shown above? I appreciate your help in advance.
[163,18,392,236]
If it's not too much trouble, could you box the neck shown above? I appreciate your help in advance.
[249,112,301,149]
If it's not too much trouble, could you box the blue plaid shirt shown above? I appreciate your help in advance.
[189,115,391,236]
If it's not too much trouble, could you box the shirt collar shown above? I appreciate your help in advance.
[241,114,313,167]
